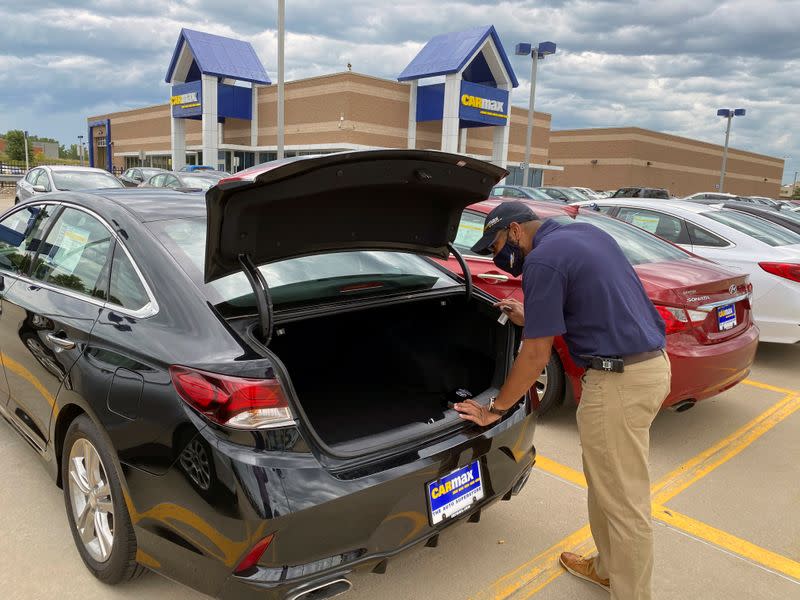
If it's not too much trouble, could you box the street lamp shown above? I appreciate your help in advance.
[515,41,556,187]
[77,135,84,166]
[716,108,745,192]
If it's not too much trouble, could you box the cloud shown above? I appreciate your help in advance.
[0,0,797,182]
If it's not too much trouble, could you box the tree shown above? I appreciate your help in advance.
[59,144,80,160]
[4,130,33,162]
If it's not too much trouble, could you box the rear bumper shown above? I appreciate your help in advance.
[663,323,760,406]
[126,410,537,600]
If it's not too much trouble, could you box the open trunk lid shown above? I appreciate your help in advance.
[204,149,507,282]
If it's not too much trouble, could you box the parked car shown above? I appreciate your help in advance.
[575,198,800,344]
[572,187,605,200]
[15,166,123,204]
[0,150,536,599]
[683,192,750,203]
[538,186,591,203]
[439,199,758,414]
[708,202,800,235]
[179,164,215,172]
[612,187,671,199]
[119,167,167,187]
[141,170,225,191]
[490,184,565,203]
[747,196,786,208]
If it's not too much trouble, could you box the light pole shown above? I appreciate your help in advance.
[515,41,556,188]
[277,0,285,159]
[716,108,745,192]
[23,130,30,171]
[77,135,84,166]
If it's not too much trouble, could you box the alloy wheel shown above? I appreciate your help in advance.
[535,367,549,401]
[68,438,115,562]
[179,438,212,490]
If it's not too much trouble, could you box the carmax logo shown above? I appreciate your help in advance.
[461,94,506,114]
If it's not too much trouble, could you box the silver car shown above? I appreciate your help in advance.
[15,165,124,204]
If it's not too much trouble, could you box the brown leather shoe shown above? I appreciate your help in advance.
[559,552,610,591]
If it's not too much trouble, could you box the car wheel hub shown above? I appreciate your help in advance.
[535,368,548,401]
[68,438,115,563]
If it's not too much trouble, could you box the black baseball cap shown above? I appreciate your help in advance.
[471,201,538,255]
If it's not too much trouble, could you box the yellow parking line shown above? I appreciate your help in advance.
[534,456,586,488]
[653,505,800,581]
[651,393,800,505]
[477,390,800,599]
[741,379,799,395]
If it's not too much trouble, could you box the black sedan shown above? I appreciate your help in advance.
[119,167,167,187]
[0,150,535,599]
[142,170,226,191]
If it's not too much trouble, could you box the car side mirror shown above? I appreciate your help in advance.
[33,185,47,193]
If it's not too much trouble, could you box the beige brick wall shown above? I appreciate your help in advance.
[89,71,553,170]
[547,127,783,197]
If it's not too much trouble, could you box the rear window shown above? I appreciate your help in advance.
[52,171,123,191]
[551,213,691,265]
[702,210,800,247]
[151,218,458,314]
[181,175,217,190]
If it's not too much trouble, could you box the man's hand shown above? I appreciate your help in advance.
[494,298,524,326]
[454,399,501,427]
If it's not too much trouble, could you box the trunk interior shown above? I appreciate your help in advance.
[265,294,511,450]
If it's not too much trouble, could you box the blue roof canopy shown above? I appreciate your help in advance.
[398,25,518,88]
[165,29,271,85]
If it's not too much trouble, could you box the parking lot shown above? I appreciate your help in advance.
[0,180,796,600]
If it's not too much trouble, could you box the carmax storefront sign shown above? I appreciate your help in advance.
[170,80,202,118]
[458,81,509,126]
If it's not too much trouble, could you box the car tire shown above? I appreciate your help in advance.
[535,351,565,415]
[62,415,146,584]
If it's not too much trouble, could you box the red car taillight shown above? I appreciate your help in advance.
[169,366,294,429]
[234,533,275,574]
[759,262,800,283]
[655,305,694,335]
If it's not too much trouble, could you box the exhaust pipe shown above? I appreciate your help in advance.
[288,578,352,600]
[669,399,696,413]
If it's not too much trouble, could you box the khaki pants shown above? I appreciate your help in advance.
[576,352,671,600]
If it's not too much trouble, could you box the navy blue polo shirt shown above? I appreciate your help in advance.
[522,219,665,366]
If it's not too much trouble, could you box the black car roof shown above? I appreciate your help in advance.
[88,188,207,222]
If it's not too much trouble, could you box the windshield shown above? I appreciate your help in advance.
[551,213,691,265]
[702,210,800,247]
[52,171,123,191]
[522,187,555,201]
[141,169,163,178]
[180,175,217,190]
[151,217,458,315]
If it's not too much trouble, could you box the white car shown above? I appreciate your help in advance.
[572,187,605,200]
[15,165,123,204]
[575,198,800,344]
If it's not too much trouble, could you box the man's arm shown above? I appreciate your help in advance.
[455,335,553,426]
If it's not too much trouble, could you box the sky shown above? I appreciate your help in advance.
[0,0,797,183]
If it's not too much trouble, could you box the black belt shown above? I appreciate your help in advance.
[582,349,663,373]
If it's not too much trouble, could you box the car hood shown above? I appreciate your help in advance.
[203,149,507,282]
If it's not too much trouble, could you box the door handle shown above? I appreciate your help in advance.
[46,333,76,350]
[476,273,510,282]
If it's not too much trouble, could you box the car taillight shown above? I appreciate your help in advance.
[234,533,275,574]
[759,262,800,284]
[655,305,695,335]
[169,366,294,429]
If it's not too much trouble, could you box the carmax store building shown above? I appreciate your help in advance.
[87,26,783,197]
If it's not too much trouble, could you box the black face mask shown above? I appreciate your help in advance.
[493,237,525,276]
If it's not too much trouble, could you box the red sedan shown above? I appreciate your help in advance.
[439,199,759,414]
